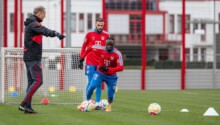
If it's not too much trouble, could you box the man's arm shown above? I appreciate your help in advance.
[78,45,102,69]
[80,34,90,58]
[80,45,103,59]
[31,22,65,39]
[80,45,91,59]
[108,62,124,73]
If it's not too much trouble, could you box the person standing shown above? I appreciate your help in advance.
[78,18,110,109]
[18,6,65,114]
[81,38,124,112]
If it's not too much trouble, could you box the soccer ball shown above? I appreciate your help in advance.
[99,99,109,110]
[78,100,96,112]
[148,103,161,115]
[77,100,87,110]
[88,100,96,110]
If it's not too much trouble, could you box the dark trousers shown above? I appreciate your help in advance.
[23,60,43,107]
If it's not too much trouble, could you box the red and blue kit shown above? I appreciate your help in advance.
[84,46,124,104]
[80,30,110,66]
[82,46,124,75]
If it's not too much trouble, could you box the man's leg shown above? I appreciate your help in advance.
[105,76,118,112]
[85,65,96,94]
[86,72,102,101]
[26,67,33,109]
[85,65,102,105]
[95,82,102,105]
[19,61,43,113]
[19,61,34,111]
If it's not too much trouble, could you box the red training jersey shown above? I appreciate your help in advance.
[81,46,124,76]
[80,29,110,66]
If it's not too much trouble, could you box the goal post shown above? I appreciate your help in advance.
[0,47,86,105]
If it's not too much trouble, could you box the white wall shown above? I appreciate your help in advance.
[7,0,102,48]
[146,15,163,34]
[108,14,129,34]
[160,1,219,62]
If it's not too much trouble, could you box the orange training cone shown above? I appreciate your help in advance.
[41,98,49,104]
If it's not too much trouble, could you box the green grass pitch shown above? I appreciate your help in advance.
[0,90,219,125]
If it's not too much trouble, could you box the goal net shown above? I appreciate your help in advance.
[0,48,86,105]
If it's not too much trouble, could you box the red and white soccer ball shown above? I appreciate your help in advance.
[78,100,96,112]
[148,103,161,115]
[99,99,109,110]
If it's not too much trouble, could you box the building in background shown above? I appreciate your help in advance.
[105,0,220,63]
[5,0,102,48]
[2,0,220,63]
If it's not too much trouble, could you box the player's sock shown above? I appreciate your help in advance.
[20,101,27,107]
[95,102,100,106]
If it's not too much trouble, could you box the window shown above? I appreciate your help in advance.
[71,13,76,32]
[123,1,129,10]
[95,14,100,21]
[147,0,156,11]
[159,48,168,61]
[186,48,190,62]
[201,48,206,62]
[116,1,122,10]
[193,22,198,33]
[169,15,174,33]
[87,13,92,31]
[177,15,182,33]
[130,0,142,10]
[193,48,198,62]
[177,14,190,33]
[186,15,190,33]
[219,13,220,33]
[109,1,115,10]
[174,48,180,61]
[10,13,14,32]
[129,15,142,42]
[79,13,84,32]
[201,23,206,41]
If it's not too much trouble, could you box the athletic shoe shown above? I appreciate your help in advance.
[18,105,25,111]
[94,106,102,110]
[24,107,37,114]
[105,105,111,112]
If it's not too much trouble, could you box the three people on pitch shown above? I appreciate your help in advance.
[18,5,123,113]
[18,6,65,114]
[79,38,124,112]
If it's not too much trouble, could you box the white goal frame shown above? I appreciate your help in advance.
[0,47,86,105]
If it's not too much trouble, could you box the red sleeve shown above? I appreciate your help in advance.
[80,33,90,58]
[80,45,93,59]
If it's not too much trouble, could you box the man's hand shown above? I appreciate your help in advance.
[99,66,108,72]
[57,34,65,40]
[78,58,84,69]
[54,31,65,40]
